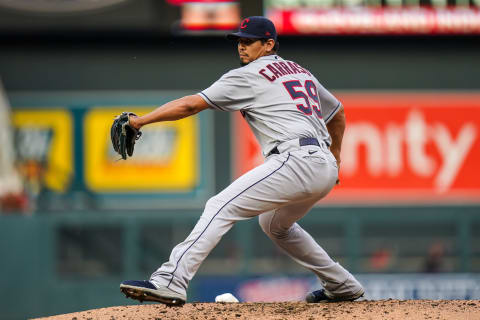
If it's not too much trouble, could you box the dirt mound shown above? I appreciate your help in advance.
[34,300,479,320]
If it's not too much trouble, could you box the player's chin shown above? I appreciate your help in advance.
[239,57,250,66]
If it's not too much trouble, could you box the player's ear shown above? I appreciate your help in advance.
[266,39,275,53]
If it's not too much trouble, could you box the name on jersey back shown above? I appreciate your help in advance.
[259,61,312,82]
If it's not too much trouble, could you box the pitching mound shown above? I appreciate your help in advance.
[34,300,479,320]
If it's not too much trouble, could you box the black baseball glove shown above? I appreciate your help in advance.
[110,112,142,160]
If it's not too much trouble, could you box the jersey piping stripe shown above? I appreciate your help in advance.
[164,152,292,289]
[324,102,341,123]
[198,92,228,111]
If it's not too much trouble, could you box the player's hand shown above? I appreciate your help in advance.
[330,149,341,185]
[128,113,142,130]
[335,161,341,185]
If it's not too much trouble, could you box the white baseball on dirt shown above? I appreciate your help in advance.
[215,293,239,303]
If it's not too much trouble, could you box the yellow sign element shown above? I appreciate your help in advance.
[84,108,198,192]
[12,109,73,192]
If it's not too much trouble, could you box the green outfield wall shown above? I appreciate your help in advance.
[1,206,480,319]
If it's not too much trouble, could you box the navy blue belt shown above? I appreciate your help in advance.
[268,137,321,157]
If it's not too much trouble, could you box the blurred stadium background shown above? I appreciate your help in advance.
[0,0,479,319]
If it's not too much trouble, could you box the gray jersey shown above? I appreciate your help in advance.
[147,56,364,302]
[199,55,341,156]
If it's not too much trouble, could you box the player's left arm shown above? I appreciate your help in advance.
[129,95,210,129]
[326,105,345,167]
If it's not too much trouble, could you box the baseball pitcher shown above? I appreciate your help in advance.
[115,16,364,306]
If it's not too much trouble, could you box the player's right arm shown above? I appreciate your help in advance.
[326,105,345,180]
[312,76,344,168]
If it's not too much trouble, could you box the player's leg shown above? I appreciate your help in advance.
[121,146,348,304]
[258,199,364,300]
[142,152,303,300]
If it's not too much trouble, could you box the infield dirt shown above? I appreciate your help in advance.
[34,299,479,320]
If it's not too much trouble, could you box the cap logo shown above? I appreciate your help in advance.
[265,31,271,36]
[240,18,250,29]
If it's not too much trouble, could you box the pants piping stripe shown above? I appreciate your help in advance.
[163,153,291,289]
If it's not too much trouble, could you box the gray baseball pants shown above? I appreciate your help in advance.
[150,140,363,298]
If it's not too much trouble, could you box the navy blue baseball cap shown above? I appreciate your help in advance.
[227,16,277,41]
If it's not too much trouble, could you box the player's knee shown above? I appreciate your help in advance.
[204,195,224,213]
[258,214,272,235]
[205,197,217,211]
[259,213,289,239]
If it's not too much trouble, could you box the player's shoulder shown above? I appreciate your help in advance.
[229,55,288,78]
[220,61,264,82]
[251,55,287,69]
[284,58,320,83]
[283,58,314,77]
[230,55,283,72]
[220,65,250,80]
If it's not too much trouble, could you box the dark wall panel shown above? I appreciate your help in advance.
[1,36,479,91]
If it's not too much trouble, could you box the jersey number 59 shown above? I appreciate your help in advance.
[283,80,323,119]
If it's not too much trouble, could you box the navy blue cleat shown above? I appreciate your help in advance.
[306,288,364,303]
[120,280,186,306]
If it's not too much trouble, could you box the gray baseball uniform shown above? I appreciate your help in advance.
[149,55,363,300]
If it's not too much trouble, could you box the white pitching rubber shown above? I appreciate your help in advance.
[215,293,239,303]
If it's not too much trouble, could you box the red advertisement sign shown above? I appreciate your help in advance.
[267,8,480,35]
[232,92,480,204]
